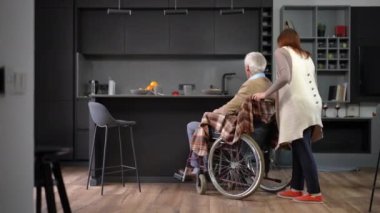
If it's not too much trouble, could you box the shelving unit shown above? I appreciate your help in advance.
[260,7,273,78]
[281,6,351,102]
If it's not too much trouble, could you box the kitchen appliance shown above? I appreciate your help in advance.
[183,85,193,96]
[89,80,98,95]
[108,79,115,95]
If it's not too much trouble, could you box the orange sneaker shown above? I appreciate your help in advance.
[277,190,303,199]
[293,194,323,204]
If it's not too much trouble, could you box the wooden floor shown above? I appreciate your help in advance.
[37,166,380,213]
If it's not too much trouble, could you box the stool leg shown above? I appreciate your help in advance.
[87,126,97,189]
[369,149,380,212]
[35,157,42,213]
[130,126,141,192]
[43,162,56,213]
[52,161,72,213]
[101,127,109,195]
[36,185,42,213]
[118,127,125,187]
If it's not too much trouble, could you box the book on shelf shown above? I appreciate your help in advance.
[328,83,347,102]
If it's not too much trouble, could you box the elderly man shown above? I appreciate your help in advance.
[186,52,272,175]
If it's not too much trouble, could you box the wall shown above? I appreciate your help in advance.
[273,0,380,168]
[0,0,34,212]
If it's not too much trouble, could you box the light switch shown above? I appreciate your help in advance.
[7,71,27,95]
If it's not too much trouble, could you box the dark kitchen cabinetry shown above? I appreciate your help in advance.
[35,101,74,159]
[215,0,262,8]
[77,0,168,8]
[125,10,169,54]
[35,51,73,101]
[124,0,169,8]
[35,2,74,160]
[36,9,73,53]
[169,0,214,8]
[37,0,73,8]
[78,10,125,54]
[169,10,214,54]
[78,9,169,54]
[75,99,90,160]
[214,10,259,54]
[351,7,380,102]
[78,9,262,55]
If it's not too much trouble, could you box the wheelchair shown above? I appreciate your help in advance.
[191,119,292,200]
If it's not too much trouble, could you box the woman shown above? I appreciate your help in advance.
[253,29,324,203]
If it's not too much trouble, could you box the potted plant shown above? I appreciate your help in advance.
[318,23,326,37]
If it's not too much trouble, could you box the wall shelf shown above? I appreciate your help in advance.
[281,5,351,102]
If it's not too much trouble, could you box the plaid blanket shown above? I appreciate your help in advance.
[191,98,276,156]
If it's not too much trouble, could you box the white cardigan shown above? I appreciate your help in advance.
[277,46,323,146]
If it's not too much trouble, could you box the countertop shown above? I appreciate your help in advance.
[83,94,234,99]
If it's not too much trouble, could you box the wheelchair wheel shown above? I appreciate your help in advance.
[196,173,207,195]
[259,148,292,192]
[208,135,264,199]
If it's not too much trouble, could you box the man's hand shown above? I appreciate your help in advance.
[252,92,266,101]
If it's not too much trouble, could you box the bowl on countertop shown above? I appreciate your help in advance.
[130,89,150,95]
[201,88,222,95]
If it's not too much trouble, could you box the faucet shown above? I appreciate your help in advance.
[221,72,236,95]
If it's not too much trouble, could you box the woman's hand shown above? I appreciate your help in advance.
[252,92,266,101]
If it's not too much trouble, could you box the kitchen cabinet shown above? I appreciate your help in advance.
[125,10,169,54]
[35,5,74,160]
[169,0,214,8]
[35,51,73,101]
[350,7,380,102]
[36,0,73,8]
[123,0,168,8]
[77,0,168,8]
[77,8,264,55]
[76,0,118,8]
[35,101,74,159]
[169,10,214,54]
[75,131,89,160]
[214,9,259,54]
[75,99,90,130]
[78,9,125,54]
[75,99,90,160]
[35,8,73,52]
[215,0,261,8]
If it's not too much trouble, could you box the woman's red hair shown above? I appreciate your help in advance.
[277,29,311,58]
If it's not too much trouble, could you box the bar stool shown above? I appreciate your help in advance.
[369,148,380,212]
[34,146,71,213]
[87,101,141,195]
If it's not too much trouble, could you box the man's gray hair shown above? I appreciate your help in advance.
[244,52,267,76]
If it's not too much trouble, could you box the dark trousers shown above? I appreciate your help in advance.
[290,127,321,194]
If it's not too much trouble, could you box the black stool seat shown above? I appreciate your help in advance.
[35,146,71,213]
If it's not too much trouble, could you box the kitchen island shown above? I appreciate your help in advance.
[88,94,233,184]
